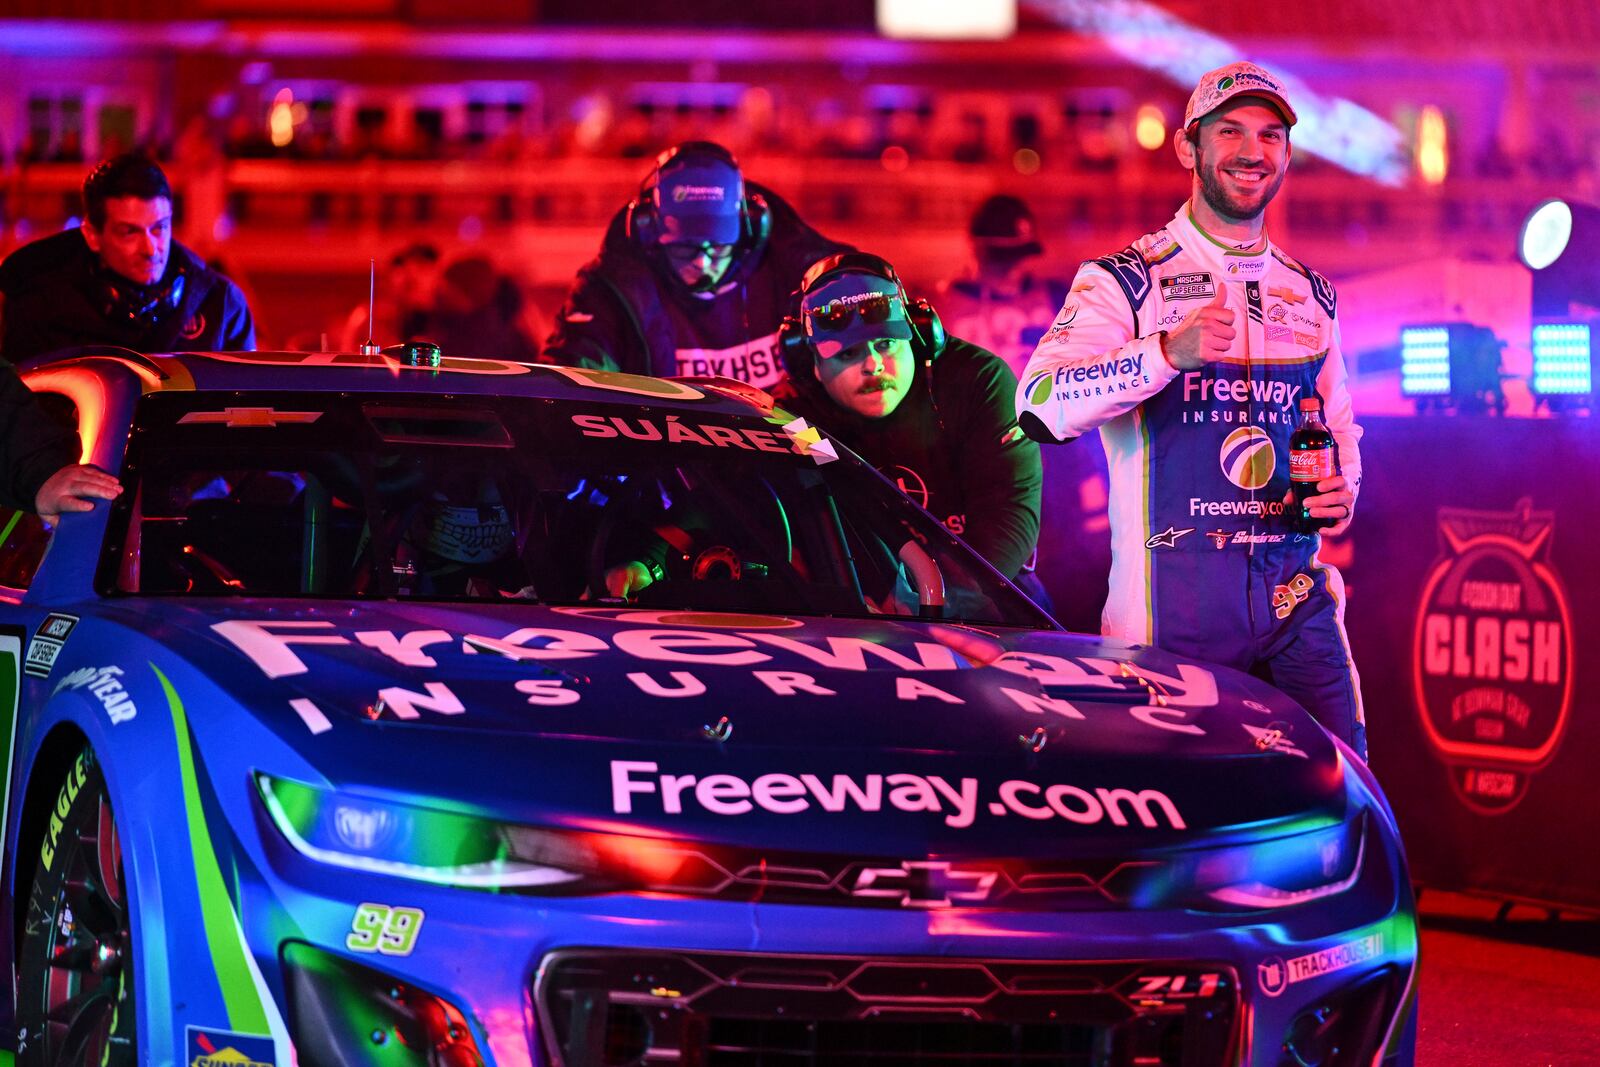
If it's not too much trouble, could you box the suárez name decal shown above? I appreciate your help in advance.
[572,413,803,454]
[610,761,1186,830]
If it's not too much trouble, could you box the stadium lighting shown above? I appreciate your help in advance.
[1519,200,1572,272]
[1520,200,1600,320]
[878,0,1016,39]
[1031,0,1408,184]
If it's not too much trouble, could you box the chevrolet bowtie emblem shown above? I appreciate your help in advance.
[1267,286,1306,305]
[850,861,999,908]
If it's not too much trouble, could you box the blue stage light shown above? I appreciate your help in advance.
[1400,326,1453,398]
[1531,322,1592,398]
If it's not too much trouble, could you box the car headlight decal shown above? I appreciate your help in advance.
[257,774,597,890]
[1179,812,1367,911]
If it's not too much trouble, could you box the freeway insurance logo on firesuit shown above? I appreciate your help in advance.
[1413,499,1573,813]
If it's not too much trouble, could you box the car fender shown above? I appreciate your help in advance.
[8,648,292,1065]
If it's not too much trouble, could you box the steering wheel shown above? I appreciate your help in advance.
[585,478,786,600]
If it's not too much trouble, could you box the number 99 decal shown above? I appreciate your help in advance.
[346,903,425,956]
[1272,573,1315,620]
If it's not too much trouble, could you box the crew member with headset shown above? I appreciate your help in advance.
[541,141,850,390]
[772,252,1046,602]
[0,153,256,364]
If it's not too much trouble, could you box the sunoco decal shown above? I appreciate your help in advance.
[24,612,78,678]
[1413,499,1572,813]
[1258,932,1384,997]
[187,1026,275,1067]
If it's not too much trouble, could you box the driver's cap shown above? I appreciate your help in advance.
[1184,62,1298,128]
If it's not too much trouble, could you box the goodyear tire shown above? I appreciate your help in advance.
[16,747,136,1066]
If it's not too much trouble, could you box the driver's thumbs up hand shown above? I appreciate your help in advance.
[1160,288,1235,370]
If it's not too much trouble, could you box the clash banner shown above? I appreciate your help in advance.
[1345,416,1595,911]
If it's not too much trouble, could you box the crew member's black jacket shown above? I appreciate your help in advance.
[772,337,1043,581]
[0,230,255,363]
[542,183,848,390]
[0,361,79,512]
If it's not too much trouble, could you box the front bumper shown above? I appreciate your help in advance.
[243,854,1416,1067]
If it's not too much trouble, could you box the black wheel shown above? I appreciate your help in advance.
[16,747,135,1067]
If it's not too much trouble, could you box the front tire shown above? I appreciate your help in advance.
[16,747,135,1066]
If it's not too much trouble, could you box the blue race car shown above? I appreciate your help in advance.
[0,348,1415,1067]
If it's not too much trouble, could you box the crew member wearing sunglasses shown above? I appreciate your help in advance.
[773,254,1046,606]
[542,142,850,391]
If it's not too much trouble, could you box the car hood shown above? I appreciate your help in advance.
[124,600,1348,854]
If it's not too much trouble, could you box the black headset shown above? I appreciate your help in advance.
[777,252,946,378]
[625,141,772,252]
[100,267,185,331]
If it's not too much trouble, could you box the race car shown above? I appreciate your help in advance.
[0,347,1416,1066]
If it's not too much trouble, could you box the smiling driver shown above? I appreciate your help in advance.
[1015,62,1369,759]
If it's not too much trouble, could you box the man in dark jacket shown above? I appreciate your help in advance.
[773,252,1045,596]
[0,154,255,363]
[542,141,848,390]
[0,363,121,518]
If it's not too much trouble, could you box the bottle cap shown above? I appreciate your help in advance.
[1298,398,1321,411]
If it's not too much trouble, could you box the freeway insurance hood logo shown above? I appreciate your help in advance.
[1413,499,1573,813]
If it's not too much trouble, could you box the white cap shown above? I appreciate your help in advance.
[1184,62,1298,128]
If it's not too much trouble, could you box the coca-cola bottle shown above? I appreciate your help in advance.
[1289,398,1339,531]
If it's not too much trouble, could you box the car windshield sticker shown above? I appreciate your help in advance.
[178,408,325,428]
[570,412,805,454]
[780,417,839,465]
[541,365,706,399]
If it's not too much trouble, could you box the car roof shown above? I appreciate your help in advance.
[22,349,779,421]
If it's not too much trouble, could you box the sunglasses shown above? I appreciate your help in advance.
[806,294,897,332]
[663,242,735,265]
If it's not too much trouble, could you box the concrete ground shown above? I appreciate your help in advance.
[1416,890,1600,1066]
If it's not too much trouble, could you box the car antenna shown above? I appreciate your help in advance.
[359,257,382,355]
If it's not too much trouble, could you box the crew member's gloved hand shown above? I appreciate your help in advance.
[600,560,655,599]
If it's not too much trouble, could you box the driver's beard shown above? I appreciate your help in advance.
[1195,144,1285,223]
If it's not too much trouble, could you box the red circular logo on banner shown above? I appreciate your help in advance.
[1411,499,1574,814]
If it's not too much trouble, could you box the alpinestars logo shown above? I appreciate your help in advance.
[1413,499,1573,813]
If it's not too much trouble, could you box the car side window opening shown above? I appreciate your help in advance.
[98,392,1053,628]
[0,389,82,592]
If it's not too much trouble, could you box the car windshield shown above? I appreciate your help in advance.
[101,391,1055,628]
